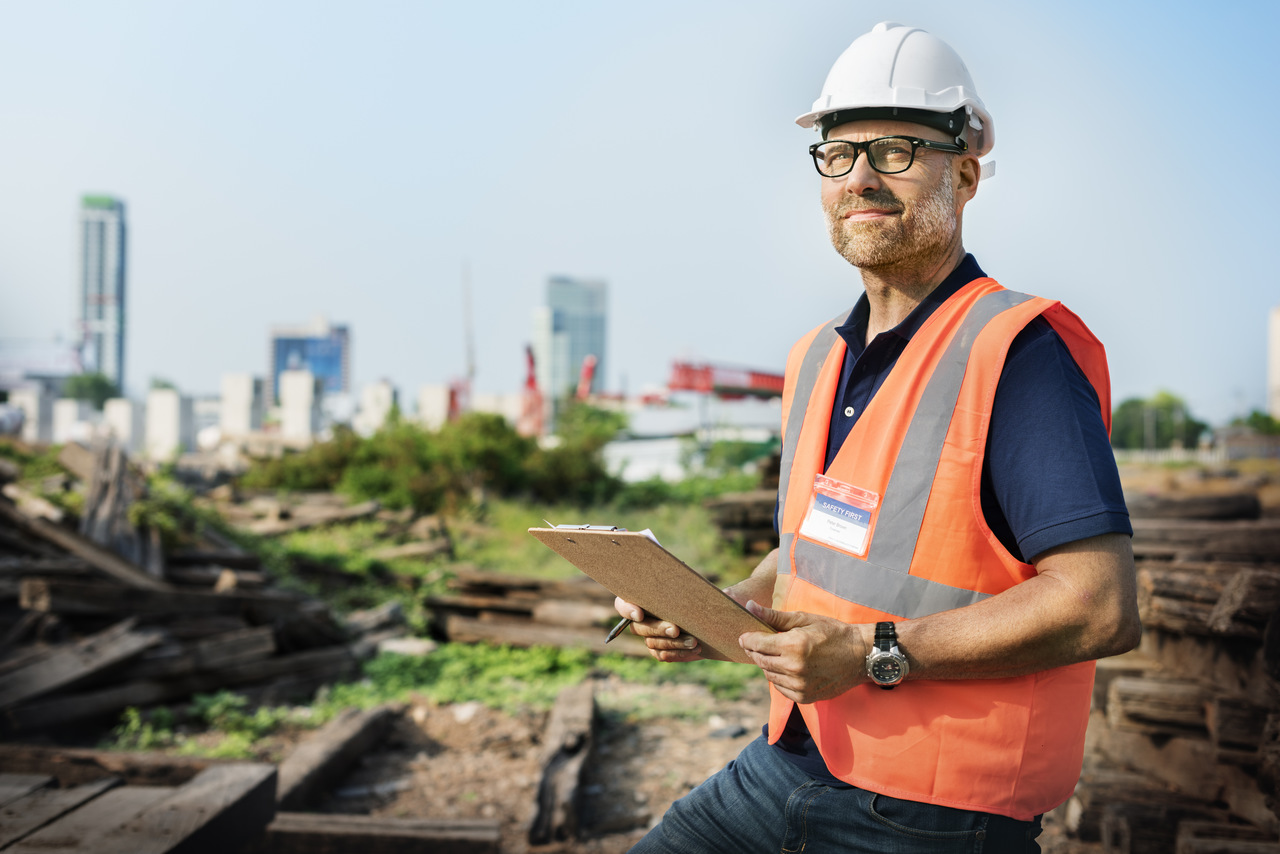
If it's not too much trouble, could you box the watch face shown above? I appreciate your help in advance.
[871,656,903,683]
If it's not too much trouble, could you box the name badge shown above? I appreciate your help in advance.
[798,474,880,557]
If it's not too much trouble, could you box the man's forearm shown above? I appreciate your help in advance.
[896,533,1141,680]
[724,547,778,607]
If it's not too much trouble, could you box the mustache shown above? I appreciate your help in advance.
[827,191,903,217]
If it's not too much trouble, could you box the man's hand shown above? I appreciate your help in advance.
[612,598,710,662]
[738,600,870,703]
[612,548,781,664]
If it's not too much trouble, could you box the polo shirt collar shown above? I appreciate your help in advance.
[835,254,987,354]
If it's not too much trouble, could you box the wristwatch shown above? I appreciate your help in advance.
[865,621,908,689]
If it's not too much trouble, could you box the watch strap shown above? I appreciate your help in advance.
[874,621,896,652]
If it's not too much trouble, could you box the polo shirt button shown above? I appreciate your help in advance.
[844,406,855,417]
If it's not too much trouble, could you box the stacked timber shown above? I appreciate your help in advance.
[704,450,780,554]
[429,566,652,656]
[1054,509,1280,852]
[0,441,404,736]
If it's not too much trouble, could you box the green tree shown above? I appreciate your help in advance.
[1111,391,1208,450]
[554,400,628,453]
[63,373,120,410]
[1233,410,1280,435]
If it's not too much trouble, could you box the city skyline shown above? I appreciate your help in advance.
[1,2,1276,426]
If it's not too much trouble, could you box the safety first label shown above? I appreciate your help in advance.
[798,474,879,557]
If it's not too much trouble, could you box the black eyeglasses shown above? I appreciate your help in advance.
[809,135,967,178]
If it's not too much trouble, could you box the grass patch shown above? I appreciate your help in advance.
[103,643,763,758]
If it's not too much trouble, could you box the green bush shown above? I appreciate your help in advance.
[237,404,626,511]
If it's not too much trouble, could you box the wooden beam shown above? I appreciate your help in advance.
[19,578,305,620]
[442,614,650,657]
[5,786,173,854]
[3,646,357,732]
[0,774,52,809]
[0,744,212,787]
[0,619,162,711]
[1106,677,1209,738]
[0,776,120,848]
[276,705,398,810]
[247,812,500,854]
[0,499,171,592]
[529,680,595,845]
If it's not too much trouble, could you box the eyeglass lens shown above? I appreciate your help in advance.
[813,137,917,177]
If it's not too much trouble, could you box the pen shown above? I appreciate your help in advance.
[604,616,632,644]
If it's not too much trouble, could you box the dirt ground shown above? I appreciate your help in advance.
[309,671,1078,854]
[312,674,771,853]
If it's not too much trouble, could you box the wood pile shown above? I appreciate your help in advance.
[704,450,780,554]
[1054,506,1280,852]
[428,566,651,657]
[0,441,404,737]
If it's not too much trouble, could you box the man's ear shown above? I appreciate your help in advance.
[954,155,981,208]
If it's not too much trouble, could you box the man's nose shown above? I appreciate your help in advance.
[841,153,884,195]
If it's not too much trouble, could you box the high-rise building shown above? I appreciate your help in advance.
[532,276,607,404]
[1269,305,1280,420]
[77,195,127,391]
[267,316,350,404]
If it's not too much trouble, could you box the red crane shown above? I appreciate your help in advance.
[667,361,784,400]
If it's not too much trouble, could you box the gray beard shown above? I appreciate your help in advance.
[824,168,956,271]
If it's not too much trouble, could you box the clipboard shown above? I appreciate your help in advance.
[528,527,773,664]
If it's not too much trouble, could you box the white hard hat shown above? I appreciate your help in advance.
[797,21,994,158]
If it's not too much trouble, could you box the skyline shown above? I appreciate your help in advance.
[2,2,1277,426]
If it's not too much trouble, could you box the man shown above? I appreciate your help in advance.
[617,21,1140,853]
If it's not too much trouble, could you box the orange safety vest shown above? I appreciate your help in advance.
[769,277,1113,821]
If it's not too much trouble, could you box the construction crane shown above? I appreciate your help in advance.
[667,361,784,400]
[575,354,598,401]
[517,345,544,437]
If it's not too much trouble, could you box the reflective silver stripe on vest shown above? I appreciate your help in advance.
[794,538,989,618]
[776,314,844,572]
[785,289,1035,616]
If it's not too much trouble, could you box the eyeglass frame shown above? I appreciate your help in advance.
[808,135,968,178]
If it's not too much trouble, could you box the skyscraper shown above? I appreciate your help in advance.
[532,276,607,403]
[268,316,351,404]
[77,195,127,391]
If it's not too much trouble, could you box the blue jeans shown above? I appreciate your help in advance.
[629,736,1042,854]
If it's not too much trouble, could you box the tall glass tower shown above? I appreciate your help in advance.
[532,276,608,404]
[77,195,128,391]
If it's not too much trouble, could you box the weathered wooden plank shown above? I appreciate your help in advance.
[5,786,173,853]
[18,578,305,619]
[1176,819,1280,853]
[443,614,649,656]
[246,812,501,854]
[244,500,380,536]
[1107,677,1209,737]
[0,619,162,711]
[1207,697,1272,751]
[1209,570,1280,634]
[0,775,52,809]
[529,680,595,845]
[276,705,398,810]
[0,498,170,592]
[4,647,357,731]
[0,744,222,788]
[123,627,277,681]
[0,776,120,847]
[100,763,276,854]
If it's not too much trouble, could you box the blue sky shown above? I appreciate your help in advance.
[2,1,1276,425]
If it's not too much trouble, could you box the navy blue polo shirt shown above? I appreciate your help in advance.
[769,254,1131,785]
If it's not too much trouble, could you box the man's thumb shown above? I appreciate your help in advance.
[745,599,807,631]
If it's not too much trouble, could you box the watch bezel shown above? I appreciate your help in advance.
[865,622,908,688]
